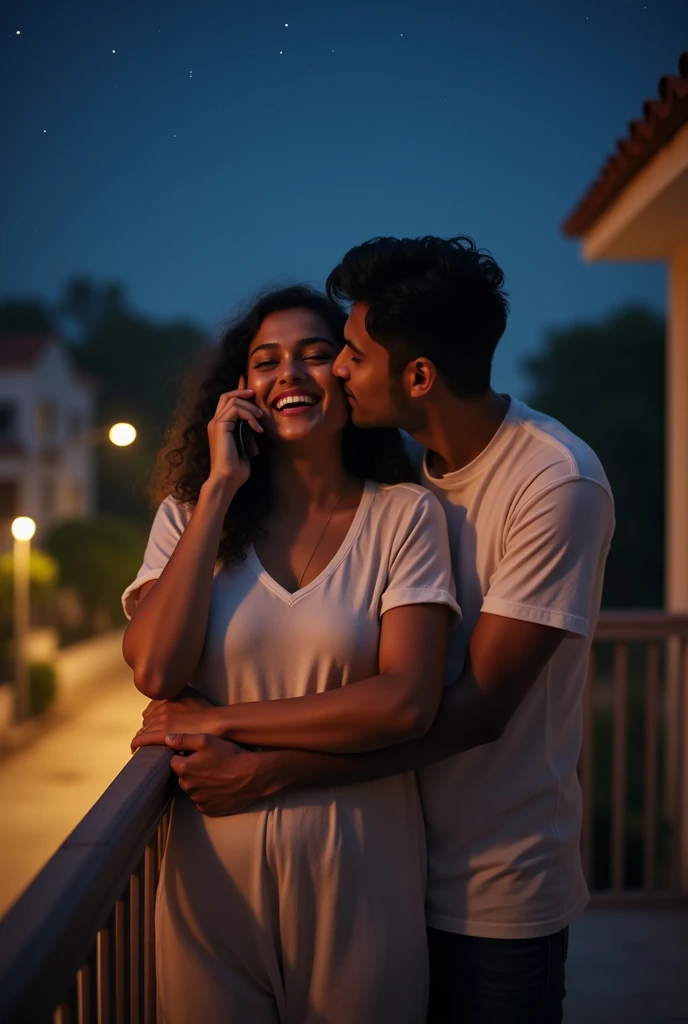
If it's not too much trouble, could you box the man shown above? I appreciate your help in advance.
[164,236,614,1022]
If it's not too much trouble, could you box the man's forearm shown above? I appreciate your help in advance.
[264,668,501,796]
[213,671,432,753]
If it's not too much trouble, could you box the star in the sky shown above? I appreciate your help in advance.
[16,30,21,35]
[112,49,116,53]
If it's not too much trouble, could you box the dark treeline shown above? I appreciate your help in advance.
[524,306,664,609]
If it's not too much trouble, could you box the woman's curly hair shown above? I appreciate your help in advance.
[150,285,417,567]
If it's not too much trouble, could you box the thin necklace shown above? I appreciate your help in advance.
[297,493,345,588]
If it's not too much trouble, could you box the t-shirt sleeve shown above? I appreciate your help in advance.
[380,489,462,625]
[121,496,190,619]
[481,477,614,638]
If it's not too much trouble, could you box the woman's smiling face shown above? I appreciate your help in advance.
[246,307,350,445]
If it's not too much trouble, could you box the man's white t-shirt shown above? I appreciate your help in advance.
[411,397,615,940]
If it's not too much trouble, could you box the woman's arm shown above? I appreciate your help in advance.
[135,603,450,752]
[123,384,261,700]
[123,479,236,699]
[159,615,564,818]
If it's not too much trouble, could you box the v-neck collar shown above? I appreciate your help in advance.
[246,479,376,606]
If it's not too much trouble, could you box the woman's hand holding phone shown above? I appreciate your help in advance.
[206,375,263,493]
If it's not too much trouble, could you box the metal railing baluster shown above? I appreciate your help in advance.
[611,642,628,894]
[643,644,660,891]
[143,844,157,1024]
[581,654,595,884]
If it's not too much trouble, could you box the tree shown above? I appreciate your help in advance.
[0,299,54,332]
[58,277,126,337]
[44,516,147,627]
[523,306,664,608]
[1,278,209,522]
[59,278,210,522]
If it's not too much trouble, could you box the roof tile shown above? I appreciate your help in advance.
[563,52,688,237]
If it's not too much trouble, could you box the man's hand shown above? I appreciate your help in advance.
[164,733,283,816]
[131,688,219,751]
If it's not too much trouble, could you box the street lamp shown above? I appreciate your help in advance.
[66,422,138,449]
[11,516,36,723]
[107,422,137,447]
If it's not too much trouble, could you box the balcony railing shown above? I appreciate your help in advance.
[0,746,175,1023]
[0,611,686,1021]
[582,611,688,900]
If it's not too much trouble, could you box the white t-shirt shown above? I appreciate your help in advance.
[123,480,461,706]
[410,397,615,940]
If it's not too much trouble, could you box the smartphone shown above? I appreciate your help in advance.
[236,419,259,461]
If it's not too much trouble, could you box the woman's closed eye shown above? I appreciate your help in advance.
[253,354,332,369]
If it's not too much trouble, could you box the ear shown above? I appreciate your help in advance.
[404,358,438,399]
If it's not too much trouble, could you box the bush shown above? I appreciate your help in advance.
[44,516,146,629]
[0,549,61,656]
[29,661,57,716]
[0,549,60,621]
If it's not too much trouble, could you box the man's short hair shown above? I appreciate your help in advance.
[326,235,509,397]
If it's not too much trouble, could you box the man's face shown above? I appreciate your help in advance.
[333,303,415,429]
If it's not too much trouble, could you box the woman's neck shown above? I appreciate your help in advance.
[269,438,359,515]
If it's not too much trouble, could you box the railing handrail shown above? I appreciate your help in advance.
[595,609,688,641]
[0,745,175,1022]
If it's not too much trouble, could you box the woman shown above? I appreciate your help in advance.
[123,286,460,1024]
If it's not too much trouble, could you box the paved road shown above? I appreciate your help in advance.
[0,670,147,916]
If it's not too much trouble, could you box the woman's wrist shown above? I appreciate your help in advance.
[199,475,239,509]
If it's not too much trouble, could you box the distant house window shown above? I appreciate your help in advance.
[0,480,18,518]
[37,401,58,439]
[41,476,56,517]
[68,478,83,514]
[0,404,17,439]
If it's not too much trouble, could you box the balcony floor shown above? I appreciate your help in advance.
[566,905,688,1022]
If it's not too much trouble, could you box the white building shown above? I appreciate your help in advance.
[0,333,97,543]
[563,52,688,886]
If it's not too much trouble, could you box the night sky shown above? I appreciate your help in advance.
[1,1,685,395]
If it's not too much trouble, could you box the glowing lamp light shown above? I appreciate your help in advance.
[11,517,36,542]
[108,422,137,447]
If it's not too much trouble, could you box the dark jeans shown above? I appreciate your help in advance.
[426,925,569,1023]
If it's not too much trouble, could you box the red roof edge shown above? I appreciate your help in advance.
[0,333,52,369]
[562,52,688,238]
[0,331,98,390]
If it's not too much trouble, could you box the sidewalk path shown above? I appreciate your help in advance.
[0,669,147,916]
